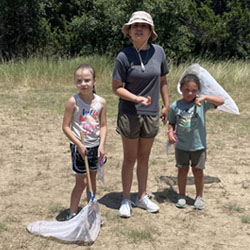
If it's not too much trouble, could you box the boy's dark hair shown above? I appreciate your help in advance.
[74,64,96,93]
[180,74,201,90]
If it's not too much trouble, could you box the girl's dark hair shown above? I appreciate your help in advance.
[180,74,201,90]
[74,64,96,93]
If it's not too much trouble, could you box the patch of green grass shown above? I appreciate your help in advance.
[227,203,244,213]
[47,202,64,215]
[0,221,7,232]
[214,140,225,150]
[119,226,157,243]
[150,159,158,165]
[0,55,114,90]
[241,215,250,224]
[102,210,122,223]
[0,217,13,232]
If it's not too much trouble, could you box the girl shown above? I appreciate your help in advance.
[112,11,169,218]
[168,74,224,210]
[62,64,107,220]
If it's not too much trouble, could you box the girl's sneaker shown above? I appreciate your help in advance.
[194,196,204,210]
[66,212,76,220]
[176,195,186,208]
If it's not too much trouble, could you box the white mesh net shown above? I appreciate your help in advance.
[177,64,239,115]
[27,199,101,243]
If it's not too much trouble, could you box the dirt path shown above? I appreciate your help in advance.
[1,102,250,250]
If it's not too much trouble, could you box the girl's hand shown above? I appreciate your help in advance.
[98,145,105,160]
[136,96,151,106]
[78,143,88,159]
[195,96,205,107]
[168,131,178,144]
[196,95,224,107]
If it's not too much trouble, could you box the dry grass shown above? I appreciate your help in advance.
[0,56,250,250]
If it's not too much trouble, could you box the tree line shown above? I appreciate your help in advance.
[0,0,249,62]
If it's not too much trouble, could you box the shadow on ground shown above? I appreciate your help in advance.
[159,175,221,186]
[90,175,220,210]
[98,192,139,210]
[153,175,221,205]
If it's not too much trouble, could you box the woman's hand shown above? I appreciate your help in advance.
[136,96,151,106]
[160,106,168,124]
[112,80,152,106]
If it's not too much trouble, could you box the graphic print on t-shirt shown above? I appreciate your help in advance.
[79,108,99,135]
[178,106,199,133]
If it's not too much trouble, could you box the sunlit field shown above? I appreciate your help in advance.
[0,56,250,250]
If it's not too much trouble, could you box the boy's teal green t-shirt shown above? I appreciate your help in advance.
[168,100,216,151]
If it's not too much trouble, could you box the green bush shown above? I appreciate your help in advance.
[0,0,249,61]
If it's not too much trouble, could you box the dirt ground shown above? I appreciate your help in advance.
[1,97,250,250]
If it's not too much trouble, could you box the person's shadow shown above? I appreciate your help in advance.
[98,175,221,209]
[153,175,221,205]
[98,192,139,210]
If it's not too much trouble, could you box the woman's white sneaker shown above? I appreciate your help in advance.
[118,199,132,218]
[135,194,159,213]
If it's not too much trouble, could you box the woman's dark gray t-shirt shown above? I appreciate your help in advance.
[112,44,169,115]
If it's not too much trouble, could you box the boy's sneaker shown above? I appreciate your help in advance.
[194,196,204,210]
[118,199,132,218]
[135,194,159,213]
[176,195,186,208]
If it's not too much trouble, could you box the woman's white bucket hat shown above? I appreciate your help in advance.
[122,11,158,41]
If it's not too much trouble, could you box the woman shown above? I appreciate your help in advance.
[112,11,169,218]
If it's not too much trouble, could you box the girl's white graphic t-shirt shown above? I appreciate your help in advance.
[71,93,102,148]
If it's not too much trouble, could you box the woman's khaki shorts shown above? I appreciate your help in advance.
[175,148,206,170]
[116,112,159,139]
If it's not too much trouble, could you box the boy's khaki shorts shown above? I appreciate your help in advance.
[175,148,206,170]
[116,112,159,139]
